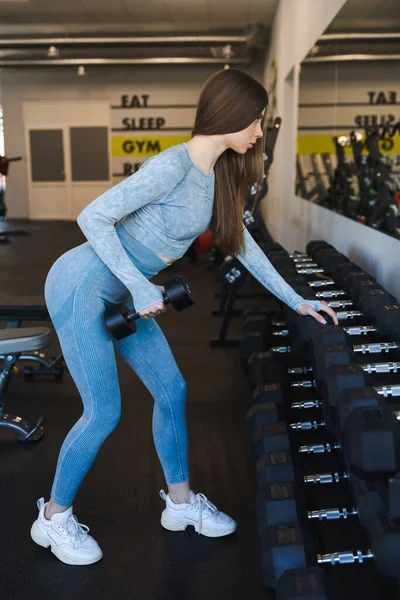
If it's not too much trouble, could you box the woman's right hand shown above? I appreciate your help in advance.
[138,300,167,320]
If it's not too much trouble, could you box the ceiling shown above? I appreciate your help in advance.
[0,0,278,66]
[326,0,400,32]
[1,0,399,66]
[0,0,279,35]
[306,0,400,62]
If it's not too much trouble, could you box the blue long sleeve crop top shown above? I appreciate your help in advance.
[77,142,321,315]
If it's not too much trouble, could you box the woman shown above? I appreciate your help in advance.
[30,68,338,566]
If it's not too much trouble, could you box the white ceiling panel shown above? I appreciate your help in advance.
[120,0,174,24]
[249,0,277,22]
[165,0,210,24]
[208,0,250,22]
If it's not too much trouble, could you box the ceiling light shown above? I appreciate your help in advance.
[222,44,233,59]
[47,46,59,58]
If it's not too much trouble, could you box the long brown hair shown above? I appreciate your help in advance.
[191,68,268,255]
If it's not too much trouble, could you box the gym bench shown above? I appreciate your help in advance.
[0,327,52,441]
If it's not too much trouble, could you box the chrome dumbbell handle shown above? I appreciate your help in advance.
[328,300,353,309]
[295,261,318,268]
[289,420,325,431]
[343,325,376,336]
[291,399,322,410]
[299,442,341,454]
[290,255,310,262]
[353,341,398,354]
[308,507,358,521]
[336,310,362,320]
[272,329,289,337]
[304,471,349,484]
[309,279,335,288]
[375,384,400,397]
[288,366,312,375]
[288,367,312,375]
[296,267,325,275]
[292,380,400,394]
[317,550,374,566]
[362,361,400,374]
[291,380,316,389]
[315,289,346,298]
[270,345,291,353]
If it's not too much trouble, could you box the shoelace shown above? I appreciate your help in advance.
[192,493,218,535]
[63,515,90,548]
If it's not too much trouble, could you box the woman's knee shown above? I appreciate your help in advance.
[82,405,121,438]
[169,373,186,404]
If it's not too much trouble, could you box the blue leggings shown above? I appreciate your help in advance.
[44,231,189,506]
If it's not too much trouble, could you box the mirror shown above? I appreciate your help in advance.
[295,1,400,240]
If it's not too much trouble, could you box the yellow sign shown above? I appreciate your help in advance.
[297,134,400,156]
[112,135,190,157]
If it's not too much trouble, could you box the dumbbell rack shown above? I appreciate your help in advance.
[210,257,281,348]
[240,240,399,599]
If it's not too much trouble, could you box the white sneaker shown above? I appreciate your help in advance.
[160,490,237,538]
[30,498,103,566]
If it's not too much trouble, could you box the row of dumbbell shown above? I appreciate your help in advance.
[244,377,394,593]
[269,241,399,330]
[244,355,399,594]
[244,334,400,588]
[241,242,400,595]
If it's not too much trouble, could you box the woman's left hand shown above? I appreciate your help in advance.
[296,301,339,325]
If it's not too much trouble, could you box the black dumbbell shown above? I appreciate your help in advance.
[105,275,195,339]
[306,241,335,258]
[276,567,335,600]
[249,408,400,582]
[248,362,400,472]
[250,393,400,476]
[240,302,363,367]
[260,521,318,589]
[247,393,325,438]
[320,362,400,422]
[256,479,358,527]
[315,472,400,580]
[260,519,374,590]
[251,303,400,381]
[271,321,400,358]
[269,244,386,315]
[263,466,400,582]
[311,343,400,390]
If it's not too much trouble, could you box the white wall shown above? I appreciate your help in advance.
[1,63,264,218]
[262,0,347,242]
[263,0,400,301]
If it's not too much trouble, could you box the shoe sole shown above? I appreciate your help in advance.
[161,510,236,538]
[30,520,103,566]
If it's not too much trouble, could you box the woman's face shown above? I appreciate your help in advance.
[226,108,266,154]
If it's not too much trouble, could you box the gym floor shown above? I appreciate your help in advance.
[0,221,267,600]
[1,223,400,600]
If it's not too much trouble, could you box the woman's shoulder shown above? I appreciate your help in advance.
[139,143,190,177]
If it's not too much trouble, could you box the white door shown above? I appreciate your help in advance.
[23,100,112,220]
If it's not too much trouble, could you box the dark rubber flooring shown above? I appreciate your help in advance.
[1,221,400,600]
[0,221,266,600]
